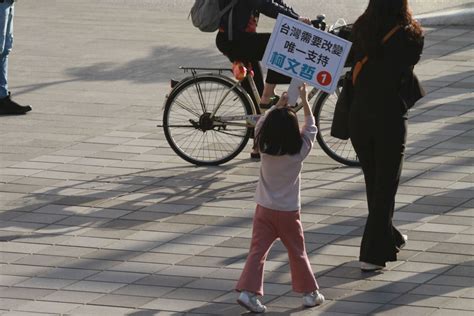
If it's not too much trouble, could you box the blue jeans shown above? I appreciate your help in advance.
[0,0,14,98]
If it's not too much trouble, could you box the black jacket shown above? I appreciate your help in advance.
[351,27,424,117]
[218,0,299,40]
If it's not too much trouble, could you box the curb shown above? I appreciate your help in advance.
[415,7,474,26]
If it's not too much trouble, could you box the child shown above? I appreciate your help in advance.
[236,85,325,313]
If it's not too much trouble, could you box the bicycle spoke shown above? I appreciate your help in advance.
[172,98,202,118]
[163,76,251,165]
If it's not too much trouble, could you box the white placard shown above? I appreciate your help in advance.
[263,15,352,94]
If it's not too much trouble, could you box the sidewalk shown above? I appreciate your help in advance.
[0,1,473,315]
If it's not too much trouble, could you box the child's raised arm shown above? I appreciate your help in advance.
[300,84,312,118]
[299,84,317,158]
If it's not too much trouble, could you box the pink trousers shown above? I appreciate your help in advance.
[236,205,318,296]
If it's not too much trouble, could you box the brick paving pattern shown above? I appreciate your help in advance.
[0,1,472,315]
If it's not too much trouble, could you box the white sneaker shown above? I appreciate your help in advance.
[237,291,267,313]
[303,290,325,307]
[360,261,384,271]
[400,234,408,249]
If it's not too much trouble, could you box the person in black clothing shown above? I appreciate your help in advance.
[349,0,424,271]
[216,0,310,107]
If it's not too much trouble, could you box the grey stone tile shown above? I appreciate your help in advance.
[390,293,452,307]
[411,252,472,265]
[129,252,190,264]
[15,277,77,290]
[108,261,168,274]
[393,262,451,274]
[428,275,474,287]
[140,298,206,311]
[444,265,474,277]
[89,294,155,308]
[428,243,474,256]
[0,264,49,277]
[341,291,400,304]
[66,305,135,315]
[158,265,218,278]
[80,248,140,261]
[445,298,474,311]
[112,284,174,298]
[0,287,54,300]
[319,300,382,314]
[370,271,437,284]
[40,290,104,304]
[431,309,474,316]
[414,223,469,233]
[64,281,126,293]
[57,258,121,271]
[86,271,147,283]
[164,288,226,301]
[38,268,99,280]
[14,300,80,314]
[176,255,239,268]
[430,215,474,226]
[0,298,30,310]
[372,304,437,315]
[151,242,211,255]
[410,284,469,297]
[134,275,196,288]
[0,275,29,286]
[185,278,236,292]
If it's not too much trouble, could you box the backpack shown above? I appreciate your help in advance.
[189,0,239,33]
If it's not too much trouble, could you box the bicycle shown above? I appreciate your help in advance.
[160,16,360,167]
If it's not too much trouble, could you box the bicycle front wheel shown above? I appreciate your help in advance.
[163,75,252,166]
[314,90,360,167]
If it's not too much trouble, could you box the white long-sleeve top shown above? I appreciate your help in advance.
[254,106,317,211]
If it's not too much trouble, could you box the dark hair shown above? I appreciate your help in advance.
[256,108,303,156]
[352,0,423,57]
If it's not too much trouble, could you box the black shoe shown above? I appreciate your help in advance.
[250,152,261,159]
[259,95,280,110]
[0,93,32,115]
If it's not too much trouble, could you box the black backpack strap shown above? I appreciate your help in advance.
[223,0,239,41]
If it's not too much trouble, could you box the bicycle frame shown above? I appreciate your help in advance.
[209,71,327,128]
[164,65,344,131]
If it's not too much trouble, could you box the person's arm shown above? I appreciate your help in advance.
[299,84,317,158]
[253,0,300,20]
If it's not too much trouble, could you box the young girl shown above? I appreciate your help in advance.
[236,86,324,313]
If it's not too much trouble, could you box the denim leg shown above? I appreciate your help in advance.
[0,1,14,98]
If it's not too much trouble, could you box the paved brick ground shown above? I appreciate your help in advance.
[0,1,472,315]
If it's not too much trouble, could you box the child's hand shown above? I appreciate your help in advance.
[299,83,308,102]
[275,92,289,108]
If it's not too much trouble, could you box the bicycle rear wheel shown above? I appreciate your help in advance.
[313,89,360,167]
[163,75,252,166]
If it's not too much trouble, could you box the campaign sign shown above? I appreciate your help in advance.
[263,15,352,94]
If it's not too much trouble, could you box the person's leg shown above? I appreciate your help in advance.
[0,1,11,98]
[0,2,30,115]
[371,118,407,257]
[355,117,407,267]
[349,115,380,266]
[278,210,318,294]
[217,32,291,105]
[236,205,278,296]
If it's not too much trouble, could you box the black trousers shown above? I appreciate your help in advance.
[216,32,291,105]
[349,112,407,266]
